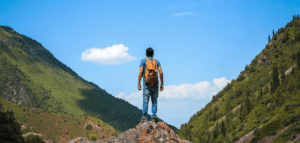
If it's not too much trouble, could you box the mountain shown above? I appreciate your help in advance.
[0,26,178,142]
[177,15,300,143]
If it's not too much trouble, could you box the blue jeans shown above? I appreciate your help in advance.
[142,84,158,119]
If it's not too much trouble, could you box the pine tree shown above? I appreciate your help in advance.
[271,64,280,93]
[293,15,295,20]
[239,104,245,122]
[273,29,275,36]
[281,68,286,85]
[268,35,270,43]
[260,88,263,99]
[220,120,226,136]
[246,91,250,112]
[297,51,300,70]
[213,122,219,139]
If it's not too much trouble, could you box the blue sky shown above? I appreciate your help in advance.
[1,0,300,129]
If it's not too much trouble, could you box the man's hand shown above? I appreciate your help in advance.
[160,85,164,91]
[138,84,142,90]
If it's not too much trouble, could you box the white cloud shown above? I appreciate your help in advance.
[116,91,143,107]
[213,77,231,89]
[81,44,136,65]
[115,77,231,104]
[115,77,231,128]
[173,12,195,17]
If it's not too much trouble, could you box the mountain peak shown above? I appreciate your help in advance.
[68,121,190,143]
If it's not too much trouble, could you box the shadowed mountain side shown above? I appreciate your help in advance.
[79,88,179,132]
[68,121,191,143]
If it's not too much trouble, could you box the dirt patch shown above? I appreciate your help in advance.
[22,132,43,137]
[21,124,27,130]
[285,64,296,75]
[209,126,214,132]
[257,125,291,143]
[235,128,255,143]
[42,138,53,143]
[268,70,273,75]
[232,104,241,112]
[218,115,227,123]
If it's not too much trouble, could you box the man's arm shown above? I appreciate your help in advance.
[158,67,164,91]
[138,66,144,90]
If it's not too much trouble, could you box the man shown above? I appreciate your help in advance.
[138,47,164,123]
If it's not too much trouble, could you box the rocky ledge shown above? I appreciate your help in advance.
[68,121,191,143]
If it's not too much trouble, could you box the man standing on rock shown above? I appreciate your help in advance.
[138,47,164,123]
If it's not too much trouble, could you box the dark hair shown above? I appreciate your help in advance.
[146,47,154,57]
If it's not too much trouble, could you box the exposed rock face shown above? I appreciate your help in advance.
[0,79,31,106]
[68,121,191,143]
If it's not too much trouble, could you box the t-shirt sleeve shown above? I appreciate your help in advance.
[157,60,161,67]
[139,59,145,67]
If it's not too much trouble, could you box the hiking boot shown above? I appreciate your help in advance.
[151,117,158,123]
[140,118,147,124]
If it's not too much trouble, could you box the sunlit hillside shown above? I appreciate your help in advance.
[177,15,300,143]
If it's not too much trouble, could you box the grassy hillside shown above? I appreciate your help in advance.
[0,25,178,138]
[0,96,116,142]
[177,15,300,143]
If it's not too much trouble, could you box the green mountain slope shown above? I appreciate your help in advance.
[177,15,300,143]
[0,96,116,142]
[0,26,178,135]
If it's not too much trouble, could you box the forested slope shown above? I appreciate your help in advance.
[177,15,300,143]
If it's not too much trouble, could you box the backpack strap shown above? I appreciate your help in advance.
[146,58,156,69]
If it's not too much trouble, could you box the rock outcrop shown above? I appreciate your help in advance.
[68,121,191,143]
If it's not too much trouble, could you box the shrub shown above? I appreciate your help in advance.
[42,96,51,101]
[250,67,256,73]
[90,134,97,141]
[283,116,291,126]
[232,136,240,142]
[254,128,261,137]
[285,103,295,112]
[280,51,283,55]
[237,74,245,81]
[291,134,297,141]
[282,129,290,137]
[269,130,277,135]
[295,125,300,133]
[291,114,300,123]
[263,118,268,123]
[85,124,93,131]
[263,86,269,95]
[259,83,264,87]
[262,119,282,136]
[238,124,244,132]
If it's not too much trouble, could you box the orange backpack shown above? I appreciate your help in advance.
[144,58,158,85]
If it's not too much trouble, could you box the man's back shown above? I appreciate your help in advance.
[140,57,161,86]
